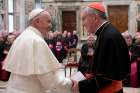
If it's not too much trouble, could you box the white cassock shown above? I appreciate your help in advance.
[3,26,72,93]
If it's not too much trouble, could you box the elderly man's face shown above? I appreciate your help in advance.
[82,12,96,34]
[38,11,52,32]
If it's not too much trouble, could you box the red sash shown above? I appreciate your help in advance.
[99,81,122,93]
[130,61,138,87]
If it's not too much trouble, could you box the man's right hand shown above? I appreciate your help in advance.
[84,73,94,80]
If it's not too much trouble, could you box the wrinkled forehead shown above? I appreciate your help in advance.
[81,7,95,20]
[42,11,51,18]
[82,7,93,14]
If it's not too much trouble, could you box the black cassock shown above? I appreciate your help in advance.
[79,22,130,93]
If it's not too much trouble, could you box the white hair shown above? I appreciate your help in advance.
[83,7,107,20]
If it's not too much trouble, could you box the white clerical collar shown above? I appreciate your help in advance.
[95,21,108,33]
[28,26,43,38]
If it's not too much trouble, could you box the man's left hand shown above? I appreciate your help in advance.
[71,79,79,93]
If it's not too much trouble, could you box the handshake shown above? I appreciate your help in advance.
[70,71,94,93]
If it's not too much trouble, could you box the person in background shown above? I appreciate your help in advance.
[121,31,132,49]
[62,30,69,51]
[12,30,22,37]
[0,31,6,62]
[130,31,140,87]
[121,31,134,87]
[0,32,7,81]
[0,33,17,81]
[67,32,73,49]
[72,30,78,48]
[72,2,130,93]
[53,41,67,63]
[45,32,55,52]
[78,34,96,79]
[3,9,73,93]
[4,33,17,54]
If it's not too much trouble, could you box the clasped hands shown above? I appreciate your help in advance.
[71,73,94,93]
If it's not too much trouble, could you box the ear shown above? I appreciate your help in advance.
[91,14,96,21]
[37,19,39,23]
[93,14,99,22]
[36,18,40,23]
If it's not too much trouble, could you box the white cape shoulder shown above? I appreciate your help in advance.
[3,27,61,75]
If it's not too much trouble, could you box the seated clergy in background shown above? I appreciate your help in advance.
[3,9,73,93]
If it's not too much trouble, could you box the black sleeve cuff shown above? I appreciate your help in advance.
[79,75,112,93]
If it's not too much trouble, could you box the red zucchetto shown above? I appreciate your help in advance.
[87,2,105,13]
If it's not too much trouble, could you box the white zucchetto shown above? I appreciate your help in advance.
[28,8,44,21]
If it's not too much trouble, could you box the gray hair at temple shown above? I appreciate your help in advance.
[83,7,107,20]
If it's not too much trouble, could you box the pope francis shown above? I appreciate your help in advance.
[3,9,73,93]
